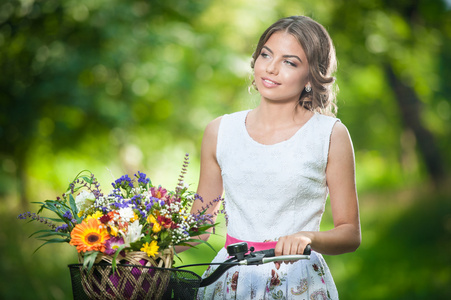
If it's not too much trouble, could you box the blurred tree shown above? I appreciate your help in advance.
[0,0,221,205]
[1,0,450,204]
[323,0,450,185]
[381,0,448,182]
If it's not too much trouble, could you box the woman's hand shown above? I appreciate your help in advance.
[274,232,313,270]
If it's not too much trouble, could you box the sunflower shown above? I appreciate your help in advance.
[141,240,159,258]
[70,218,110,253]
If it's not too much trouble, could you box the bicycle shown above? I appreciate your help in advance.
[69,242,311,299]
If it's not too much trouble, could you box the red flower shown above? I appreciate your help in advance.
[270,269,280,287]
[312,264,319,272]
[231,271,239,291]
[157,215,178,229]
[99,214,111,224]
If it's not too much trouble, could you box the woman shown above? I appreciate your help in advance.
[192,16,361,299]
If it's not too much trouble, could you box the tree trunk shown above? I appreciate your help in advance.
[385,63,445,183]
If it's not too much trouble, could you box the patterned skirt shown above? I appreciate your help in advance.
[196,247,338,300]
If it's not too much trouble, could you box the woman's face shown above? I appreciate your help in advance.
[253,31,310,104]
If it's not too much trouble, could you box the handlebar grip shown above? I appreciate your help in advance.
[257,248,276,257]
[257,245,311,257]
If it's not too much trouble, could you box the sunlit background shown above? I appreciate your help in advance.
[1,0,450,299]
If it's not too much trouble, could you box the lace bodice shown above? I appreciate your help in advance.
[217,110,339,242]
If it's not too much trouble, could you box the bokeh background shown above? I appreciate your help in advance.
[1,0,451,299]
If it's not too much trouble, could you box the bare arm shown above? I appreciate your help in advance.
[275,122,361,262]
[174,117,224,253]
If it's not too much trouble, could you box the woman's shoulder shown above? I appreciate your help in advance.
[314,113,340,124]
[202,110,250,153]
[205,110,250,132]
[203,116,222,139]
[221,109,251,121]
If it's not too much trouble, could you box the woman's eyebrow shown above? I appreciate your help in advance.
[262,46,303,63]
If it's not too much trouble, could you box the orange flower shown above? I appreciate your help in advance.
[70,218,110,253]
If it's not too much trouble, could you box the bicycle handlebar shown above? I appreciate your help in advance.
[196,243,311,287]
[251,245,312,258]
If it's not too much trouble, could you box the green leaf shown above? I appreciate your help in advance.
[35,231,70,239]
[79,176,92,184]
[37,202,66,220]
[48,217,66,223]
[69,194,82,223]
[130,240,144,251]
[32,238,70,254]
[82,251,99,272]
[160,231,169,241]
[111,244,127,273]
[187,238,217,252]
[29,229,56,238]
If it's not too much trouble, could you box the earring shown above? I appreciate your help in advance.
[305,85,312,92]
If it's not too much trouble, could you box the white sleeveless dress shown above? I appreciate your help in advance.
[197,110,340,300]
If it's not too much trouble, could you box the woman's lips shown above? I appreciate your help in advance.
[261,77,281,88]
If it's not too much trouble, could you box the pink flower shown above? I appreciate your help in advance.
[150,186,169,200]
[104,236,125,255]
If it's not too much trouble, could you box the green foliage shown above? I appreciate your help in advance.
[327,185,451,299]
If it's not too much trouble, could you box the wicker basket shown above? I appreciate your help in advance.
[72,249,174,300]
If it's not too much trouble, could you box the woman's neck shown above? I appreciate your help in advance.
[245,102,314,145]
[251,102,312,130]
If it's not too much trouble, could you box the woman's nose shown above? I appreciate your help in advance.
[266,60,278,75]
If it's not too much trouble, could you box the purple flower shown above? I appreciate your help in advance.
[17,212,30,219]
[113,199,131,209]
[131,195,143,205]
[55,224,69,232]
[112,174,133,190]
[17,212,57,229]
[104,236,125,255]
[63,210,73,220]
[135,171,150,186]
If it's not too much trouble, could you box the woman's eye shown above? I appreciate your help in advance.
[260,52,270,58]
[284,60,297,67]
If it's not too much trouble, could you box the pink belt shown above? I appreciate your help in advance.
[225,234,277,252]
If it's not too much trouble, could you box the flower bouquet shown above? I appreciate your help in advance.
[18,154,218,299]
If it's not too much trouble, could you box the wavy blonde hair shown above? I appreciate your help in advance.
[251,16,338,116]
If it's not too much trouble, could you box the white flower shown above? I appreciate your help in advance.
[122,220,143,247]
[118,206,135,223]
[75,190,96,211]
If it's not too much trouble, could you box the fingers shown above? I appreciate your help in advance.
[274,233,312,266]
[274,237,284,257]
[277,235,305,255]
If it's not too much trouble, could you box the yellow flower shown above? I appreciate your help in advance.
[141,241,159,258]
[130,212,138,222]
[77,210,84,218]
[109,226,119,236]
[147,215,157,224]
[86,211,103,220]
[152,222,161,233]
[70,218,110,253]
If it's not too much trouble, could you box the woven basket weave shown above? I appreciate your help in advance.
[75,249,174,300]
